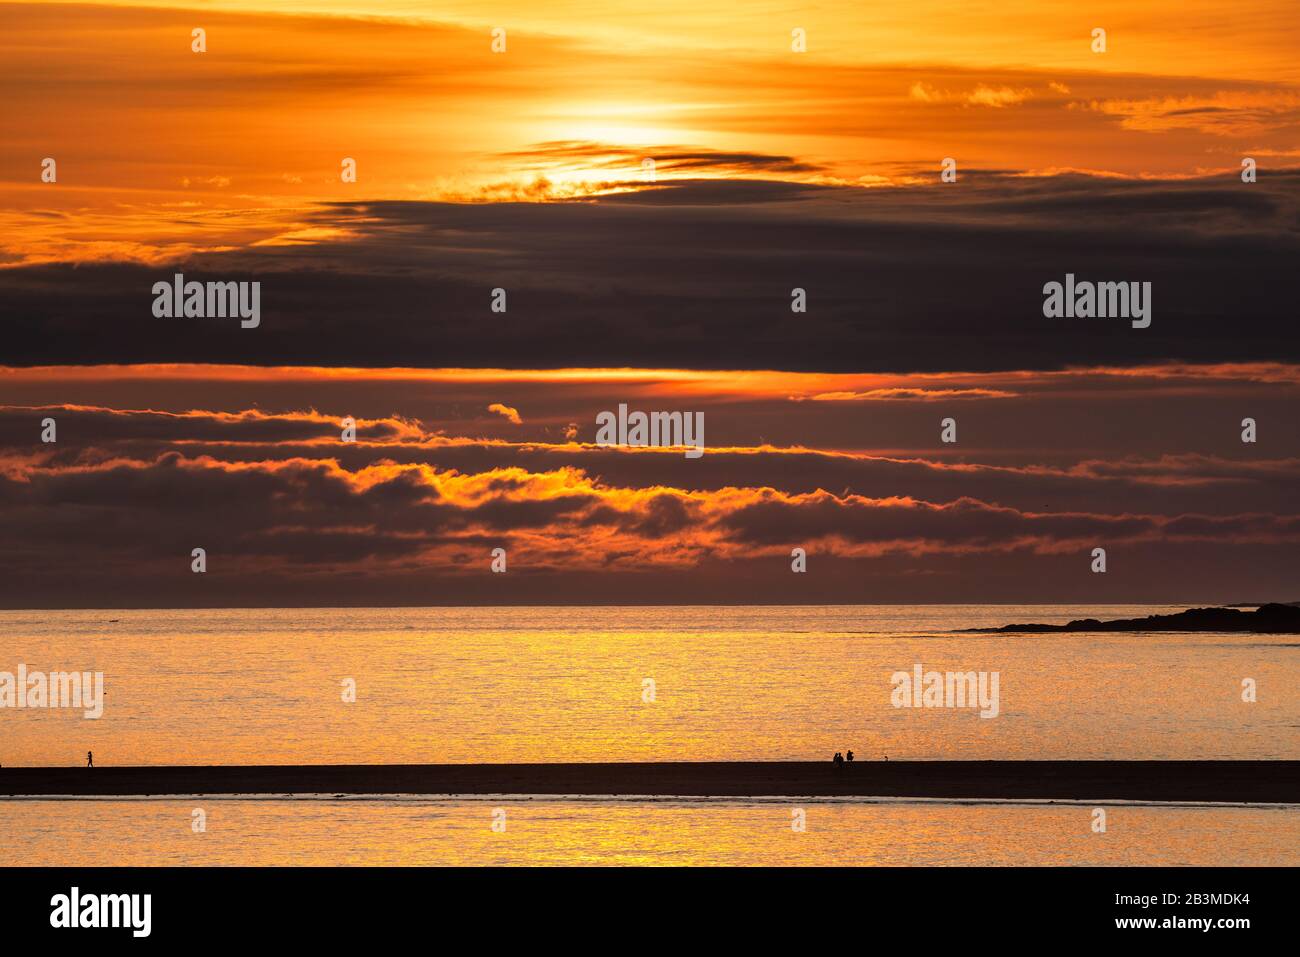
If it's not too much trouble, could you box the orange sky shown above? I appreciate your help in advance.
[2,3,1298,605]
[3,1,1299,264]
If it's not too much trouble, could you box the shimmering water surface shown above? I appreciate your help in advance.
[3,798,1296,866]
[4,605,1295,765]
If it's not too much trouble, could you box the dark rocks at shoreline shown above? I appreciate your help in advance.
[968,603,1300,634]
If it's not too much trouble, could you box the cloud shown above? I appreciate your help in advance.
[2,385,1297,605]
[181,176,232,189]
[497,141,825,179]
[1085,90,1300,135]
[790,388,1016,402]
[488,403,523,425]
[967,85,1033,107]
[4,449,1296,580]
[910,82,1033,107]
[2,171,1297,372]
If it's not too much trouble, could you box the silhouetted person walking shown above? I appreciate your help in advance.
[86,751,93,768]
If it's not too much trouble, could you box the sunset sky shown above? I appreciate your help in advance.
[1,1,1298,605]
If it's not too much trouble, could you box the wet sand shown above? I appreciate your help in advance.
[1,761,1296,802]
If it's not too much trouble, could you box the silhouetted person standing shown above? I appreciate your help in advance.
[86,751,93,768]
[846,750,854,763]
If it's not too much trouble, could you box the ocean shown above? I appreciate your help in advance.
[2,605,1296,865]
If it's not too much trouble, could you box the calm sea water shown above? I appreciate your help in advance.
[2,605,1296,865]
[3,798,1297,866]
[3,605,1295,765]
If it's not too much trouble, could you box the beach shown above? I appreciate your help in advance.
[3,760,1296,803]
